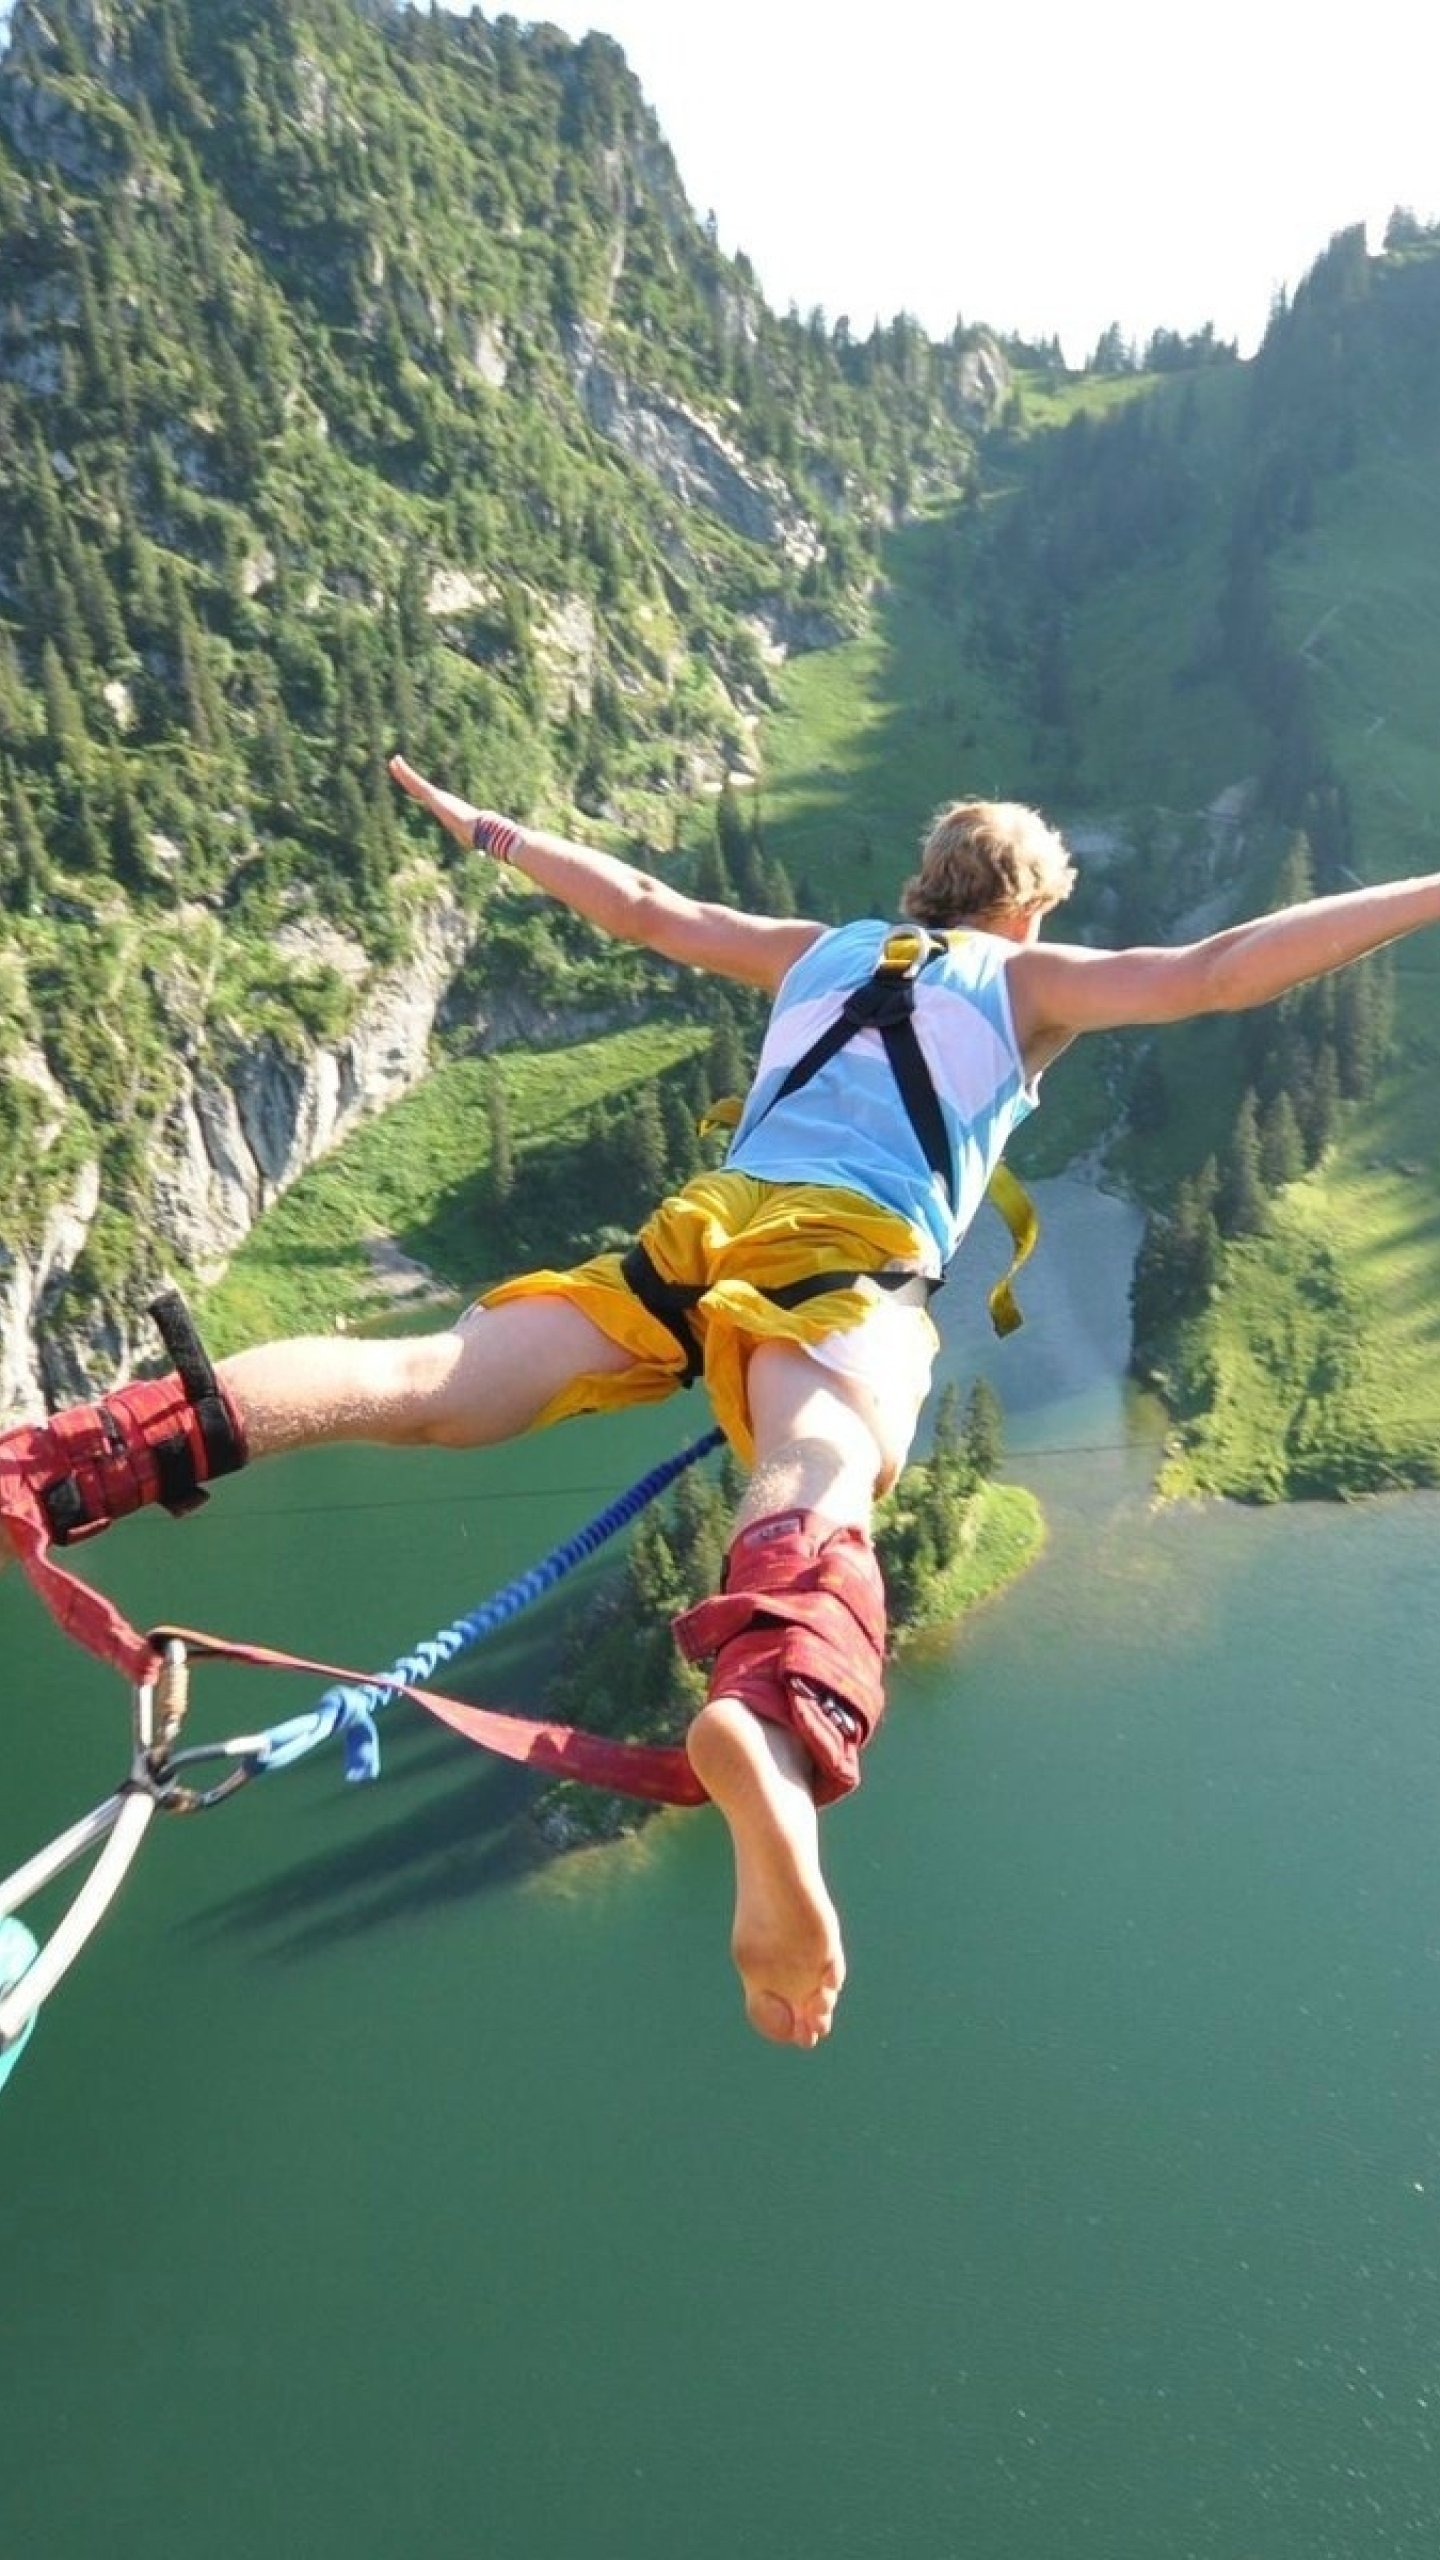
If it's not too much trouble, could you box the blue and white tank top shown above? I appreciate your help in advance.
[726,919,1039,1270]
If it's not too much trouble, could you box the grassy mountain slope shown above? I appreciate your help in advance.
[0,0,992,1327]
[209,232,1440,1506]
[5,1,1440,1494]
[211,222,1440,1500]
[1000,237,1440,1492]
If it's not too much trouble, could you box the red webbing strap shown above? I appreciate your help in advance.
[156,1625,710,1807]
[4,1504,161,1688]
[1,1481,706,1802]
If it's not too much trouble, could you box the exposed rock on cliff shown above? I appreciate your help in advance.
[0,889,474,1421]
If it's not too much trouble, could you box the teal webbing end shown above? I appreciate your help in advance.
[0,1915,40,2095]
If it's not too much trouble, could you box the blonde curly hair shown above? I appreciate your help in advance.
[900,799,1076,927]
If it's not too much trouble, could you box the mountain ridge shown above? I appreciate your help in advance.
[2,0,1439,1500]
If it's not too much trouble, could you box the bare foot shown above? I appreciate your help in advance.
[686,1696,846,2048]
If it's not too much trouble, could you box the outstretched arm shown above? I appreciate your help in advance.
[1009,871,1440,1070]
[390,755,822,993]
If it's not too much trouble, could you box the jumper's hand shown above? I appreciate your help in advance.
[388,753,484,852]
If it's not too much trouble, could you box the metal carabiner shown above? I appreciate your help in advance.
[0,1639,192,2062]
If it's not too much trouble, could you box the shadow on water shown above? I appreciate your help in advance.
[186,1748,552,1959]
[183,1609,691,1961]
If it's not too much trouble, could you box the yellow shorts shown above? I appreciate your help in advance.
[477,1170,939,1466]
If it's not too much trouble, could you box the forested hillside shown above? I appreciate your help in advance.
[973,220,1440,1493]
[3,0,1440,1496]
[0,0,999,1399]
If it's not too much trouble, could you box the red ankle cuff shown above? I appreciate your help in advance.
[672,1511,889,1804]
[27,1368,247,1545]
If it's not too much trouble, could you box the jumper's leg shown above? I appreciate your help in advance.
[686,1337,913,2048]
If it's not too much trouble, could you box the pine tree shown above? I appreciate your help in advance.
[250,664,302,817]
[692,835,733,905]
[334,770,378,900]
[105,758,154,896]
[1,763,52,912]
[1132,1164,1225,1352]
[1258,1088,1305,1190]
[961,1376,1003,1484]
[929,1380,968,1483]
[27,531,94,690]
[1335,955,1394,1099]
[621,1080,668,1220]
[1218,1090,1268,1236]
[670,1465,727,1596]
[0,634,31,752]
[715,776,751,886]
[212,333,266,484]
[660,1081,702,1186]
[488,1068,515,1204]
[1272,829,1316,906]
[66,527,127,669]
[40,639,90,773]
[165,568,226,754]
[1128,1049,1169,1137]
[626,1512,687,1619]
[705,1005,747,1108]
[1300,1045,1342,1163]
[61,791,109,875]
[762,853,797,919]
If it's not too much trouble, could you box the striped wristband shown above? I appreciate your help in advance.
[470,810,522,863]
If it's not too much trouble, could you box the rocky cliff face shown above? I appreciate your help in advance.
[0,891,475,1422]
[564,319,824,569]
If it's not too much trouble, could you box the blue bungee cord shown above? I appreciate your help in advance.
[247,1426,725,1783]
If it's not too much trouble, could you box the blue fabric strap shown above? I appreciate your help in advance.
[251,1429,725,1783]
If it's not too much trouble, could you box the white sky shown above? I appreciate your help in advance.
[500,2,1439,363]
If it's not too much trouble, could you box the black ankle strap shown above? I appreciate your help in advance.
[148,1291,244,1479]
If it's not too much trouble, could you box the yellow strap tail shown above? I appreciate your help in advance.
[983,1163,1039,1337]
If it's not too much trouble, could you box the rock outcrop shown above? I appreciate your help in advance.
[0,889,475,1421]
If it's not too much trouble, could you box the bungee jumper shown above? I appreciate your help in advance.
[6,749,1440,2053]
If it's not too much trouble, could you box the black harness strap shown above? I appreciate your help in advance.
[618,933,972,1378]
[762,1267,936,1313]
[619,1243,937,1391]
[620,1241,706,1387]
[746,930,958,1216]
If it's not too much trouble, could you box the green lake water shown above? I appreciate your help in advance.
[4,1176,1440,2559]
